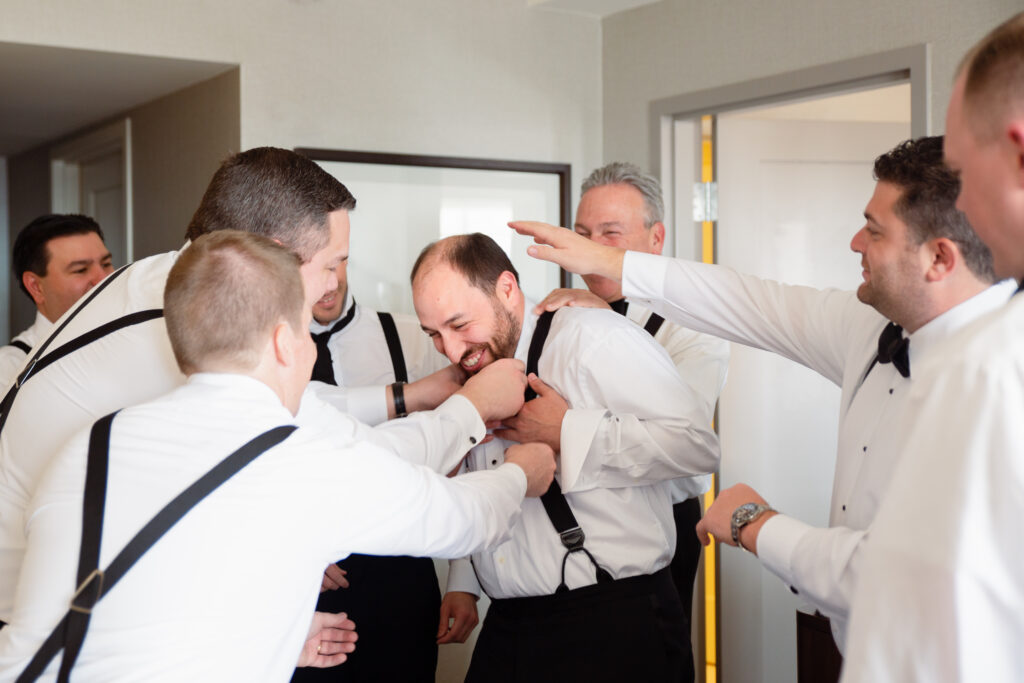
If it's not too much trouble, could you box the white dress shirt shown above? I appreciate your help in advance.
[0,313,53,392]
[0,373,525,682]
[621,250,1014,647]
[448,301,720,599]
[310,291,448,387]
[623,300,729,501]
[0,245,484,622]
[841,291,1024,683]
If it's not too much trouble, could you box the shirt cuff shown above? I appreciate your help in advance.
[757,513,813,588]
[446,557,482,596]
[621,251,670,303]
[434,393,487,452]
[558,407,607,492]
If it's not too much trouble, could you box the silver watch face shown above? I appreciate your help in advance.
[731,502,769,544]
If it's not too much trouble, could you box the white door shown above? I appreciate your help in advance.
[51,118,132,268]
[714,113,909,683]
[79,149,127,267]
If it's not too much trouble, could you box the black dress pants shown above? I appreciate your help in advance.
[465,568,689,683]
[669,498,703,632]
[291,554,440,683]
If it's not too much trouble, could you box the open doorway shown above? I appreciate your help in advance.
[654,50,918,683]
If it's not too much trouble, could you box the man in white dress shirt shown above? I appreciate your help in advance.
[0,214,113,389]
[294,276,449,681]
[509,135,1011,658]
[840,12,1024,681]
[0,148,525,627]
[411,233,721,682]
[533,162,729,671]
[0,230,556,681]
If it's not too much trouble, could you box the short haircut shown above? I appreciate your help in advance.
[581,161,664,227]
[410,233,519,294]
[959,11,1024,139]
[185,147,356,262]
[12,214,106,299]
[873,136,995,282]
[165,230,305,375]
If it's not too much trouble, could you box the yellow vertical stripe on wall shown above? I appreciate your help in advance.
[700,114,719,683]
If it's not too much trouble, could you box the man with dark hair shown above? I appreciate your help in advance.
[0,230,555,680]
[0,147,529,627]
[0,214,113,387]
[511,135,1013,658]
[840,12,1024,681]
[411,232,721,682]
[531,162,729,658]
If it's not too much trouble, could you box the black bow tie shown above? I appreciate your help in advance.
[877,322,910,378]
[310,300,357,385]
[608,298,629,316]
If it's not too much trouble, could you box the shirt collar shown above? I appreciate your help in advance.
[907,280,1016,358]
[513,296,539,363]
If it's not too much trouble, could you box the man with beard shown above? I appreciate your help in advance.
[411,233,720,682]
[509,135,1011,664]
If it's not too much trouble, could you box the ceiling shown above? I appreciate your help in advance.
[0,42,235,157]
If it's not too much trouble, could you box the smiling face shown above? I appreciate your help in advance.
[413,261,522,374]
[849,181,931,326]
[574,183,665,302]
[298,210,349,312]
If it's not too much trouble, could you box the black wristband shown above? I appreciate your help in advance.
[391,381,407,418]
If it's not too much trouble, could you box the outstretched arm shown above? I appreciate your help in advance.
[509,221,625,281]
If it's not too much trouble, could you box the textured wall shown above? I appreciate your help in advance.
[601,0,1022,169]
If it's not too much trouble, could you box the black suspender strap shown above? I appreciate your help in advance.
[0,263,163,435]
[377,312,408,384]
[643,312,666,337]
[17,417,298,683]
[526,311,612,593]
[8,340,31,354]
[610,298,665,338]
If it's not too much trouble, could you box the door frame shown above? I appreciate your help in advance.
[647,45,927,683]
[50,118,134,261]
[649,44,928,254]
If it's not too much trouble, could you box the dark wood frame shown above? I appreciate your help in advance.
[295,147,572,287]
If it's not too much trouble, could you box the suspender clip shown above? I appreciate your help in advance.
[70,568,104,614]
[558,526,586,551]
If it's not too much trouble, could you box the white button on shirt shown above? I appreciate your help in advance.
[0,373,525,682]
[842,291,1024,683]
[449,301,720,599]
[0,313,53,392]
[621,250,1015,648]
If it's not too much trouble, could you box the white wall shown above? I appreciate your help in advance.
[601,0,1022,169]
[0,1,602,202]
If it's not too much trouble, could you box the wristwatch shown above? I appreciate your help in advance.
[731,502,775,547]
